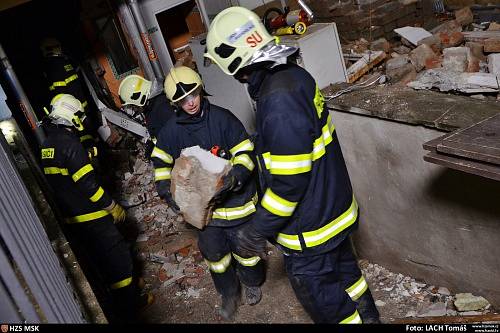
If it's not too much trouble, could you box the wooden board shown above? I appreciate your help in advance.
[424,151,500,182]
[436,113,500,166]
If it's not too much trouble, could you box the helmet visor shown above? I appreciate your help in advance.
[176,87,202,107]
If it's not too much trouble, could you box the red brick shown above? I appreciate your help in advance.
[158,268,169,282]
[454,6,473,26]
[483,38,500,53]
[425,57,443,69]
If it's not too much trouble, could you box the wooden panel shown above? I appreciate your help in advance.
[424,151,500,182]
[436,113,500,166]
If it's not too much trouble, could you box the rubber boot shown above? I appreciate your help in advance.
[355,289,381,324]
[218,294,239,321]
[243,285,262,306]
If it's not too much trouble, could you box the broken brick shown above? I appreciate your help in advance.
[454,6,473,27]
[437,31,464,48]
[410,44,438,72]
[483,38,500,53]
[425,57,443,69]
[158,268,170,282]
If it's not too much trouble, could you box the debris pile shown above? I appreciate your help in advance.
[360,261,496,321]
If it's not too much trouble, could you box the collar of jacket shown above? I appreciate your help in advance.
[175,98,209,124]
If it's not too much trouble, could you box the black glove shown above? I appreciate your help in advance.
[212,173,238,204]
[164,192,180,214]
[236,222,268,258]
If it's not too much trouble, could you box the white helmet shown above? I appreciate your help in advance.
[204,6,275,75]
[118,74,152,107]
[164,66,203,103]
[49,94,85,131]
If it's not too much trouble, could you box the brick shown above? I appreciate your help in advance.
[410,43,438,71]
[465,42,486,61]
[371,38,391,53]
[387,61,417,83]
[431,20,462,34]
[418,35,442,53]
[454,6,473,26]
[437,31,464,48]
[425,57,443,69]
[357,0,388,10]
[487,22,500,31]
[483,38,500,53]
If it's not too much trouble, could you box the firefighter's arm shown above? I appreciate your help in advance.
[226,112,256,189]
[65,140,113,209]
[151,137,179,212]
[252,94,313,238]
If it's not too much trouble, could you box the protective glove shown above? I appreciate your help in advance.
[164,191,180,214]
[235,222,268,258]
[212,170,244,204]
[105,200,126,224]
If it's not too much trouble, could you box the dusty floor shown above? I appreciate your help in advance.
[111,141,497,324]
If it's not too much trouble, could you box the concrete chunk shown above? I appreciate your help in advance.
[443,47,469,72]
[488,54,500,75]
[417,302,447,317]
[454,293,490,312]
[395,26,433,46]
[171,146,231,229]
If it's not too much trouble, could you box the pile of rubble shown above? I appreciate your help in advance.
[361,261,496,322]
[341,5,500,98]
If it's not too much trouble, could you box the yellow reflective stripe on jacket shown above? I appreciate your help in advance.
[232,253,261,267]
[72,164,93,182]
[229,139,254,155]
[110,276,133,290]
[314,85,325,119]
[89,187,104,203]
[151,147,173,164]
[65,210,110,224]
[44,167,69,176]
[154,167,171,181]
[49,73,79,91]
[276,233,302,251]
[232,153,255,171]
[80,134,93,142]
[312,115,335,161]
[302,197,358,248]
[268,153,312,175]
[261,188,297,217]
[212,193,258,220]
[205,253,232,273]
[346,276,368,301]
[261,115,335,173]
[340,310,362,324]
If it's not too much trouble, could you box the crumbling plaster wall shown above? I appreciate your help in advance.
[331,110,500,308]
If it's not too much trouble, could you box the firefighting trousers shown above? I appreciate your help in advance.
[283,238,378,324]
[66,215,138,315]
[198,224,265,299]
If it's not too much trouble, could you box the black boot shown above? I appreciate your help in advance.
[219,293,239,321]
[355,289,381,324]
[243,284,262,306]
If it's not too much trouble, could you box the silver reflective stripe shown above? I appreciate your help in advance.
[340,310,362,324]
[205,253,232,273]
[345,276,368,301]
[232,253,261,267]
[151,147,173,164]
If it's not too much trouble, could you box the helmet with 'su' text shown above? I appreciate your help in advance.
[118,75,152,107]
[164,66,203,103]
[204,6,274,76]
[49,94,86,131]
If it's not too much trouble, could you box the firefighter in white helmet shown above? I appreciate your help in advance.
[152,66,265,320]
[40,94,153,322]
[205,6,380,324]
[118,74,174,144]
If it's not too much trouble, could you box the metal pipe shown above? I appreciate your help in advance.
[127,0,164,83]
[0,43,45,144]
[117,0,155,82]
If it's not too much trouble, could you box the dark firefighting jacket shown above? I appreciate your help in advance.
[152,99,257,228]
[40,124,113,223]
[247,63,358,256]
[42,54,100,146]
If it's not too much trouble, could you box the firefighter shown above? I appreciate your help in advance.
[204,6,381,324]
[152,66,265,320]
[40,94,152,322]
[40,37,100,154]
[118,74,174,144]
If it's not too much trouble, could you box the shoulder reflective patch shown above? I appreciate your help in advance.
[314,85,325,119]
[41,148,55,159]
